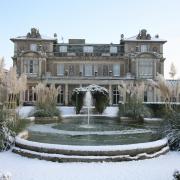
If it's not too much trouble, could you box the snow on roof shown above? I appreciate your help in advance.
[11,35,56,41]
[124,35,166,42]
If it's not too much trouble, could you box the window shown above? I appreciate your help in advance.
[24,60,38,74]
[69,65,74,76]
[30,44,37,51]
[113,64,120,76]
[94,65,98,76]
[59,46,67,53]
[152,47,158,52]
[57,88,64,104]
[83,46,93,53]
[144,91,147,102]
[136,46,139,52]
[29,60,33,73]
[57,64,64,75]
[110,46,117,54]
[140,45,148,52]
[139,59,153,78]
[113,87,122,105]
[85,64,92,76]
[79,64,83,76]
[103,65,108,76]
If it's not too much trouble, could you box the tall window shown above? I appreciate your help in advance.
[29,60,33,73]
[83,46,93,53]
[113,87,120,105]
[59,46,67,53]
[94,65,98,76]
[24,60,38,74]
[140,45,148,52]
[85,64,92,76]
[139,59,153,78]
[103,65,108,76]
[57,88,64,104]
[30,44,37,51]
[110,46,117,54]
[79,64,84,76]
[57,64,64,75]
[113,64,120,76]
[69,65,74,76]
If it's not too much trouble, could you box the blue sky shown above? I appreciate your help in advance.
[0,0,180,78]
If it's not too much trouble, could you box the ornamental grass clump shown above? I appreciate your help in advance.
[5,66,27,108]
[33,83,61,117]
[0,57,27,151]
[149,73,180,151]
[118,81,151,121]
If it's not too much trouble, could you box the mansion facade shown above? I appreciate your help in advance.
[11,28,166,105]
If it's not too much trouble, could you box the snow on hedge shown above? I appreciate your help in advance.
[72,84,109,95]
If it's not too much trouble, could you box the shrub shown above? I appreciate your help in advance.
[165,112,180,151]
[71,89,85,114]
[34,108,60,117]
[93,91,109,114]
[71,85,109,114]
[173,170,180,180]
[0,109,15,151]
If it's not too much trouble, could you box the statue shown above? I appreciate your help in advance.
[136,29,151,40]
[26,28,41,38]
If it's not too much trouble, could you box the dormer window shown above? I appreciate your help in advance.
[30,44,37,51]
[59,46,67,53]
[110,46,117,54]
[83,46,93,53]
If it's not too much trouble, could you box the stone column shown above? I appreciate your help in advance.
[109,84,112,105]
[20,58,24,74]
[65,84,68,105]
[153,87,157,102]
[39,59,42,77]
[136,59,139,78]
[154,59,156,78]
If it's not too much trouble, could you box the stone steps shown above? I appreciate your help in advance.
[12,146,169,163]
[12,138,169,162]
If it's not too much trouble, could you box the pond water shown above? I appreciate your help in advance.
[26,116,163,146]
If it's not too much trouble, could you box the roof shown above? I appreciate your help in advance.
[10,35,56,42]
[124,35,167,43]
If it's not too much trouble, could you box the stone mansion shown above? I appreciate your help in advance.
[11,28,166,105]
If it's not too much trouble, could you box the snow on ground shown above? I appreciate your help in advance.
[0,151,180,180]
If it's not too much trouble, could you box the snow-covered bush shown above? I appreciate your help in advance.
[0,171,11,180]
[173,170,180,180]
[165,112,180,151]
[72,85,109,114]
[0,110,15,151]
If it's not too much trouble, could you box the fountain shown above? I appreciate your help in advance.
[83,90,92,125]
[12,85,169,162]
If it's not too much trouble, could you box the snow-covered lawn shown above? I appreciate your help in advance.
[0,151,180,180]
[8,106,179,179]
